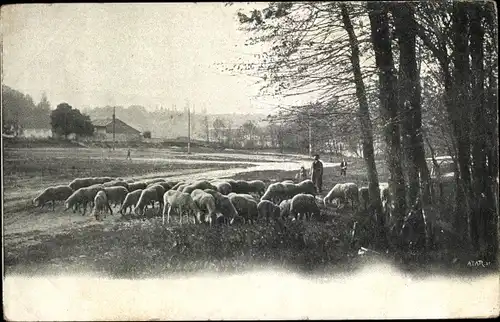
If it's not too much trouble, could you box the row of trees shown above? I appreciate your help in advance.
[2,86,51,136]
[1,85,95,140]
[207,112,365,155]
[233,1,498,260]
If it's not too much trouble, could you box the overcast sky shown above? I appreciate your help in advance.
[1,3,306,115]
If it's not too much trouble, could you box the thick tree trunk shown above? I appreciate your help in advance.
[393,3,433,251]
[469,4,488,254]
[368,2,407,249]
[393,3,420,210]
[451,2,474,245]
[340,4,383,216]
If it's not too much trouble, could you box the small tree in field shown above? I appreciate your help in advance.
[143,131,152,139]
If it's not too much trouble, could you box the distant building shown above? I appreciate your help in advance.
[92,118,142,142]
[20,128,53,139]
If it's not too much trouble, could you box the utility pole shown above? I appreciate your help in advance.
[187,101,191,154]
[308,108,312,156]
[112,106,116,151]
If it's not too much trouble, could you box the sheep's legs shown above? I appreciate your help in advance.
[52,201,56,211]
[108,204,113,216]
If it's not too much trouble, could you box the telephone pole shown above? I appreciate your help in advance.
[112,106,116,151]
[308,109,312,156]
[187,102,191,154]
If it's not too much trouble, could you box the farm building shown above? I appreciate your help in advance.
[20,128,53,139]
[92,118,142,142]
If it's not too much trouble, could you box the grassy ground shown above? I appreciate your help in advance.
[3,148,495,278]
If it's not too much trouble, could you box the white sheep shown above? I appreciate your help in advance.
[296,179,316,196]
[323,183,344,207]
[69,177,95,191]
[162,190,202,225]
[134,187,161,216]
[290,193,320,221]
[229,194,258,224]
[103,180,130,191]
[91,190,113,221]
[257,200,280,223]
[144,178,166,186]
[182,180,218,194]
[344,182,359,208]
[103,186,129,208]
[213,181,232,195]
[203,189,239,223]
[279,199,292,219]
[64,184,104,215]
[227,192,257,202]
[33,185,74,211]
[128,182,147,192]
[358,186,369,210]
[248,180,266,196]
[191,189,218,226]
[119,189,143,215]
[149,184,166,209]
[260,182,286,204]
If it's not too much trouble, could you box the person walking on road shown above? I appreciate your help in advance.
[311,154,324,194]
[340,158,347,177]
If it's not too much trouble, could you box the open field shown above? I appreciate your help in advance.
[3,147,493,280]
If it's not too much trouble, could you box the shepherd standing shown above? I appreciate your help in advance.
[340,158,347,177]
[126,148,131,160]
[310,154,324,193]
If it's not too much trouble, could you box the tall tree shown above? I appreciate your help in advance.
[367,2,407,247]
[339,3,383,227]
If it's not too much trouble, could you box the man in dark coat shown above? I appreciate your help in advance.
[340,158,347,176]
[310,154,324,193]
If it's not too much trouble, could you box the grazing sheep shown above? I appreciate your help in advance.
[103,180,129,191]
[147,181,173,191]
[323,184,344,207]
[91,190,113,221]
[191,189,218,225]
[148,184,166,209]
[144,178,166,186]
[103,186,129,207]
[227,192,257,202]
[128,182,148,192]
[248,180,266,196]
[228,180,251,194]
[171,182,185,190]
[358,186,369,210]
[296,179,316,196]
[203,189,239,223]
[65,184,104,215]
[229,194,258,224]
[257,200,280,223]
[162,190,202,225]
[213,181,232,195]
[119,189,143,215]
[69,177,95,191]
[165,180,180,188]
[177,183,189,191]
[33,185,74,211]
[182,180,218,194]
[290,193,320,221]
[126,179,136,183]
[134,187,161,216]
[344,183,359,208]
[261,182,286,204]
[279,199,292,219]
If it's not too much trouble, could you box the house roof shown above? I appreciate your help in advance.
[92,118,113,127]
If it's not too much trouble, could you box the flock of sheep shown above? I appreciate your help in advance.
[32,174,393,227]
